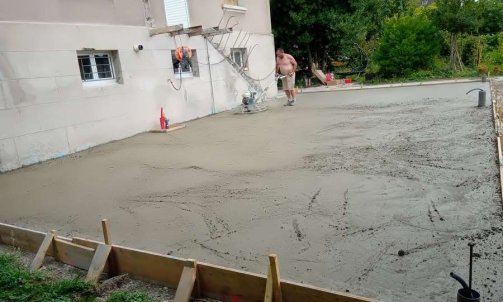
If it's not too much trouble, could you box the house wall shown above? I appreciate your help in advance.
[0,0,276,172]
[186,0,277,101]
[0,0,167,27]
[188,0,272,34]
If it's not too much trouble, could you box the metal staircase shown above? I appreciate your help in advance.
[203,27,264,96]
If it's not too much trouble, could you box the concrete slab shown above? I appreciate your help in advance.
[0,82,502,302]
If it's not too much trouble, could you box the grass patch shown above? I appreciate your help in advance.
[0,253,94,302]
[0,252,159,302]
[106,291,157,302]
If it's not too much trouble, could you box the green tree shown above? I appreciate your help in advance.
[430,0,503,70]
[270,0,413,71]
[374,14,442,76]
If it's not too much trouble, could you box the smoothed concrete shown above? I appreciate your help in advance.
[1,82,502,302]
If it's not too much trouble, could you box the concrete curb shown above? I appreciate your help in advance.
[273,76,503,98]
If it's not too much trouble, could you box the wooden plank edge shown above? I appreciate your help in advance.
[1,223,375,302]
[149,124,186,133]
[491,79,503,204]
[197,261,377,302]
[0,222,46,252]
[53,238,95,271]
[149,24,183,36]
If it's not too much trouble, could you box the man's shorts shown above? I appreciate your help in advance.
[281,73,295,90]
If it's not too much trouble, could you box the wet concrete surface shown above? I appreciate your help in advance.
[1,82,502,301]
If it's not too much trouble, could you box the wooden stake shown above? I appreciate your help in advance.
[101,219,111,245]
[174,259,197,302]
[30,230,56,271]
[264,265,273,302]
[86,243,112,283]
[269,254,283,302]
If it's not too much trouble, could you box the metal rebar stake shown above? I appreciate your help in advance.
[468,242,475,292]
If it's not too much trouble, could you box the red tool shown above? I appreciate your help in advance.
[160,107,166,129]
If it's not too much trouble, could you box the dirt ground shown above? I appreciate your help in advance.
[1,82,503,302]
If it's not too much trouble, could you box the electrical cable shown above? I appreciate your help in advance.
[168,67,183,91]
[168,36,183,91]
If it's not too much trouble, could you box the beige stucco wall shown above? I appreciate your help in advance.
[188,0,272,34]
[0,0,276,172]
[0,0,167,27]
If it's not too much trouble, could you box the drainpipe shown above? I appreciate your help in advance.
[206,39,216,114]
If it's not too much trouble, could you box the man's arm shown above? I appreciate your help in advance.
[288,55,297,72]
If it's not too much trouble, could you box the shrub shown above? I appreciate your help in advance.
[373,14,442,77]
[478,64,489,75]
[484,50,503,66]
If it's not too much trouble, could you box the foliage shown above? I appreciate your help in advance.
[107,291,157,302]
[477,0,503,34]
[484,50,503,66]
[0,253,94,302]
[270,0,503,80]
[429,0,503,70]
[0,252,158,302]
[373,14,442,77]
[270,0,414,69]
[429,0,479,34]
[477,64,489,75]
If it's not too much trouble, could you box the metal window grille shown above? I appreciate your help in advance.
[231,48,247,68]
[78,53,115,82]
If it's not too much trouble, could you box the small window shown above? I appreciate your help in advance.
[78,53,115,82]
[231,48,247,69]
[171,49,199,77]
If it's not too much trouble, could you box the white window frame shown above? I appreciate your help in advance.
[78,53,115,83]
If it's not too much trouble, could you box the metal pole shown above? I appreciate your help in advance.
[206,39,216,114]
[468,243,475,292]
[232,31,243,49]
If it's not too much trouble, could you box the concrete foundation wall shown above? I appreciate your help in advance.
[0,21,276,172]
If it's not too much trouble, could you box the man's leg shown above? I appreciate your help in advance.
[290,74,296,103]
[285,90,292,104]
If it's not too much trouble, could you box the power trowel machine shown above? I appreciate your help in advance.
[237,74,285,114]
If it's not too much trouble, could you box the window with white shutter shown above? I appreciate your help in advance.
[164,0,190,27]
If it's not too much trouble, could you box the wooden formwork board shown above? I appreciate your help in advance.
[490,79,503,203]
[0,222,377,302]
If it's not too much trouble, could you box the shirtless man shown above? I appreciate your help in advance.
[276,48,297,106]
